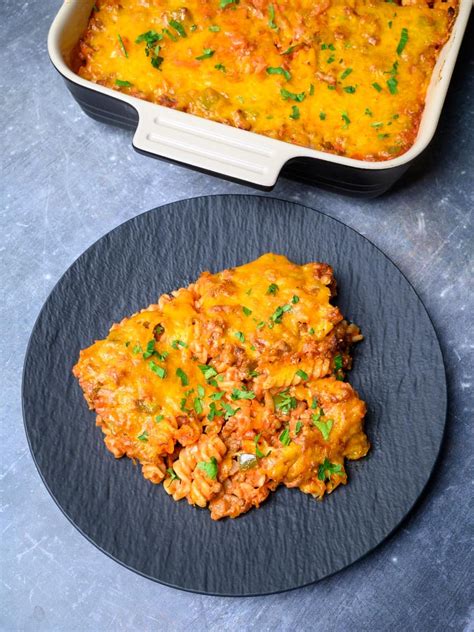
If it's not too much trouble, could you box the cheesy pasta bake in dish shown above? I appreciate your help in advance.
[73,254,369,519]
[73,0,457,161]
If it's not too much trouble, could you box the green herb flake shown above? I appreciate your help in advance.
[274,389,297,414]
[295,421,303,435]
[291,295,299,304]
[314,418,334,441]
[309,83,315,96]
[136,30,162,45]
[132,344,142,354]
[280,88,306,102]
[254,433,266,459]
[318,457,342,481]
[326,55,335,64]
[210,391,225,401]
[222,402,240,419]
[279,427,291,446]
[190,24,197,31]
[198,364,218,381]
[372,82,383,92]
[248,369,259,378]
[214,63,226,72]
[340,68,353,80]
[378,133,390,139]
[242,306,252,316]
[289,105,300,120]
[231,387,256,400]
[396,27,409,55]
[166,467,180,481]
[270,304,292,324]
[115,79,133,87]
[343,85,356,94]
[327,85,336,90]
[296,369,308,381]
[341,111,351,128]
[196,48,215,60]
[193,397,203,415]
[169,19,187,38]
[176,367,188,386]
[267,283,279,295]
[267,66,291,81]
[207,402,224,421]
[149,361,166,379]
[319,111,326,121]
[235,331,245,343]
[365,107,373,116]
[137,430,148,442]
[281,45,296,55]
[155,415,164,423]
[117,34,128,58]
[387,76,398,94]
[209,25,221,32]
[334,354,343,370]
[171,339,187,349]
[197,456,218,479]
[268,3,278,30]
[142,339,155,359]
[256,321,265,330]
[308,327,315,334]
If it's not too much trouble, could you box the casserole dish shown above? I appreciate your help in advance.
[48,0,471,196]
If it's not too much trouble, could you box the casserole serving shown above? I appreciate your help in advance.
[48,0,471,195]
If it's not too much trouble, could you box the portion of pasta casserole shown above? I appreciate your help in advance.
[73,254,369,519]
[73,0,457,160]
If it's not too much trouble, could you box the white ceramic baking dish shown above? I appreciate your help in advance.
[48,0,471,196]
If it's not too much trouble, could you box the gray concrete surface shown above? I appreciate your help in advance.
[1,2,473,631]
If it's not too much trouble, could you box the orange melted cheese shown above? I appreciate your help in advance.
[74,0,457,160]
[73,254,369,519]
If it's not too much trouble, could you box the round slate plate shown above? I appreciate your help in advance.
[22,195,446,596]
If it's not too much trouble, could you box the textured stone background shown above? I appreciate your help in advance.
[1,2,473,631]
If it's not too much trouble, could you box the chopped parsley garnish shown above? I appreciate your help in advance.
[378,133,390,139]
[326,55,335,64]
[115,79,133,87]
[274,389,297,414]
[296,369,308,381]
[256,321,265,329]
[220,0,237,7]
[198,364,218,381]
[343,86,356,94]
[136,30,162,45]
[176,368,188,386]
[222,403,240,419]
[132,344,142,354]
[267,66,291,81]
[365,108,373,116]
[197,456,218,480]
[308,327,315,334]
[142,339,156,359]
[334,354,343,370]
[137,430,148,442]
[214,63,226,72]
[210,391,225,401]
[197,385,205,398]
[190,24,197,31]
[321,43,335,51]
[196,48,215,60]
[270,304,292,324]
[207,402,224,421]
[235,331,245,343]
[387,76,398,95]
[318,458,342,481]
[371,121,384,128]
[171,339,187,349]
[295,421,303,435]
[319,111,326,121]
[268,3,278,30]
[341,111,351,128]
[313,418,334,441]
[166,467,180,481]
[180,397,189,412]
[169,19,187,38]
[279,427,291,446]
[309,83,315,96]
[149,361,166,379]
[280,88,305,102]
[117,34,128,58]
[281,45,296,55]
[340,68,353,80]
[291,295,299,304]
[209,25,221,32]
[248,369,259,378]
[162,28,178,42]
[242,306,252,316]
[289,105,300,120]
[254,433,267,458]
[396,27,409,55]
[231,387,256,400]
[267,283,279,295]
[327,85,336,90]
[372,82,383,92]
[193,397,203,415]
[155,415,164,423]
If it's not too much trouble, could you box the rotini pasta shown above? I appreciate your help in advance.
[73,253,369,519]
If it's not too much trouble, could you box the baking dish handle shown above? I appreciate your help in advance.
[132,103,293,188]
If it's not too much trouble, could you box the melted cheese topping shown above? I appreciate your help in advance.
[73,254,369,519]
[73,0,457,160]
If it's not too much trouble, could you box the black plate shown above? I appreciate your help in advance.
[22,195,446,596]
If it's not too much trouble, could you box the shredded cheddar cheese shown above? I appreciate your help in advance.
[73,0,457,160]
